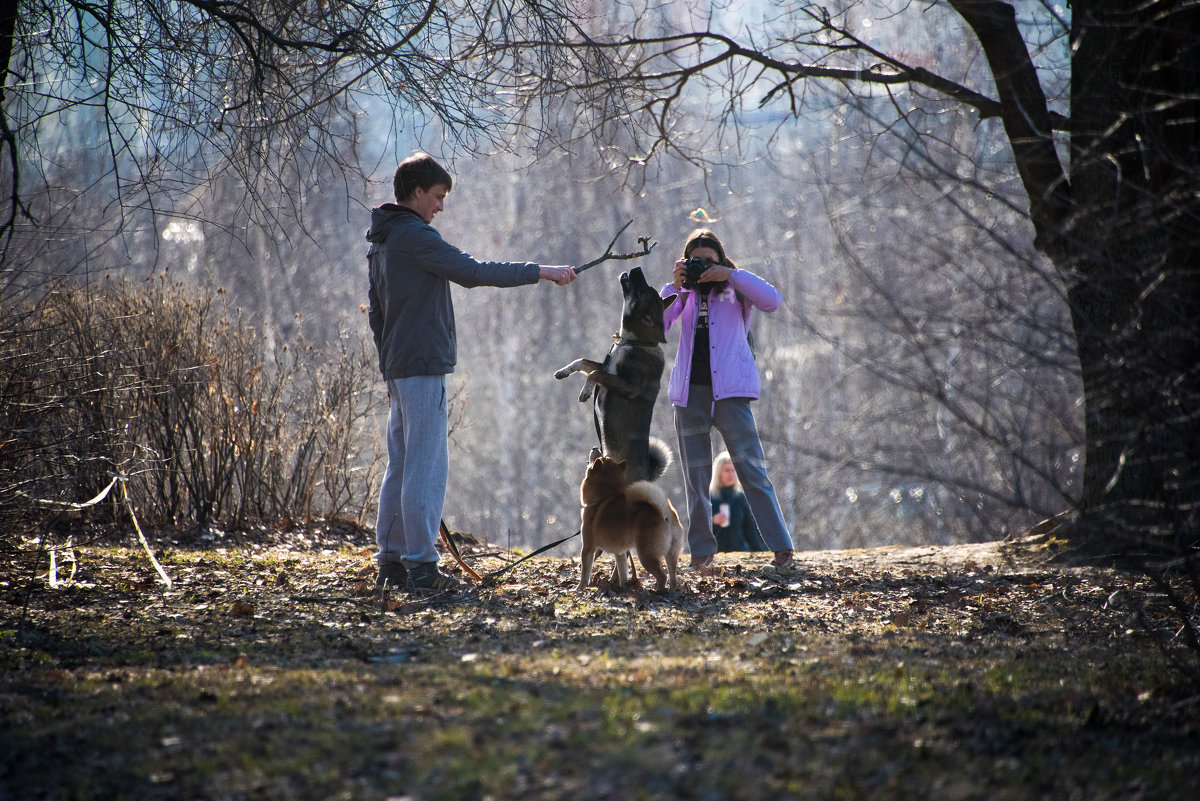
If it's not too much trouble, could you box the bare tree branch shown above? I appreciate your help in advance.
[491,24,1069,134]
[0,0,584,254]
[576,219,656,273]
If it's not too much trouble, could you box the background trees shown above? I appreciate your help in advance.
[0,0,582,537]
[1,1,582,310]
[8,0,1192,563]
[490,0,1199,556]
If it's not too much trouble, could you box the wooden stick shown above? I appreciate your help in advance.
[577,220,656,273]
[440,519,484,583]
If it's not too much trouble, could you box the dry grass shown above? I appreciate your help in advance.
[0,277,384,534]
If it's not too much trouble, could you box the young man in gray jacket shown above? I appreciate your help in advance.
[367,152,576,592]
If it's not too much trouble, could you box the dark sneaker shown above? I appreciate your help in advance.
[771,549,794,567]
[688,553,715,570]
[406,562,462,593]
[376,561,408,589]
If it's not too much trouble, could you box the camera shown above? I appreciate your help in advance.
[683,256,722,292]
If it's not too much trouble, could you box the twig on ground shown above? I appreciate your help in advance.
[121,480,172,588]
[291,595,377,609]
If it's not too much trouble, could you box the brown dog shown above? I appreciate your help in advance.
[577,456,683,593]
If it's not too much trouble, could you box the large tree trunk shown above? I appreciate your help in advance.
[1066,0,1200,554]
[955,0,1200,554]
[1070,0,1200,553]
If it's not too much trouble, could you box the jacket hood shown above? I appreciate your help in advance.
[367,204,422,244]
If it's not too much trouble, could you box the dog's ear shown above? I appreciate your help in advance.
[662,293,678,311]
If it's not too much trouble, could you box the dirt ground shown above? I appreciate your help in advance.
[3,524,1198,800]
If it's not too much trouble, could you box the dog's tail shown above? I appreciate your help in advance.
[626,480,672,519]
[647,436,673,483]
[627,480,684,539]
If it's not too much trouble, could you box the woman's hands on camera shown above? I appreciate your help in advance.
[672,259,689,290]
[673,258,733,290]
[703,263,734,283]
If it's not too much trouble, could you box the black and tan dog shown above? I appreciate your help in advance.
[554,266,678,484]
[577,455,683,592]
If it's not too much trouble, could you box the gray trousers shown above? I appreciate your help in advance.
[375,376,447,567]
[674,385,794,557]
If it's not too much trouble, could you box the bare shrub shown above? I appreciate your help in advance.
[0,276,384,543]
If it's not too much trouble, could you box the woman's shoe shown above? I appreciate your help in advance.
[688,553,715,570]
[771,549,793,567]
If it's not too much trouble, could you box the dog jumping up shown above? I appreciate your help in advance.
[577,455,683,593]
[555,266,677,484]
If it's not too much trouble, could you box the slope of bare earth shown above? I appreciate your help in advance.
[2,526,1197,800]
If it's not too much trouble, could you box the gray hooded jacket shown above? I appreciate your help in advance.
[366,205,540,379]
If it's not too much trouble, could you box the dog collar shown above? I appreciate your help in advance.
[611,333,660,348]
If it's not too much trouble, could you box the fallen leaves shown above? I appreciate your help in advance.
[228,600,256,618]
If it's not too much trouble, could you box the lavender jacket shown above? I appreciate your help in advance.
[660,269,782,407]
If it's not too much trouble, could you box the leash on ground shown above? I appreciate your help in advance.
[439,517,581,583]
[485,528,582,580]
[441,519,585,582]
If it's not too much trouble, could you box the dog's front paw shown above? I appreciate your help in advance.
[554,366,572,380]
[577,384,593,402]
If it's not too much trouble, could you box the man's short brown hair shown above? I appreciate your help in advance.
[393,153,453,202]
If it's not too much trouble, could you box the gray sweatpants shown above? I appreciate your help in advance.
[674,384,794,557]
[375,376,447,567]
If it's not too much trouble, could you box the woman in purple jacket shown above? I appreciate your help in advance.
[661,228,795,570]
